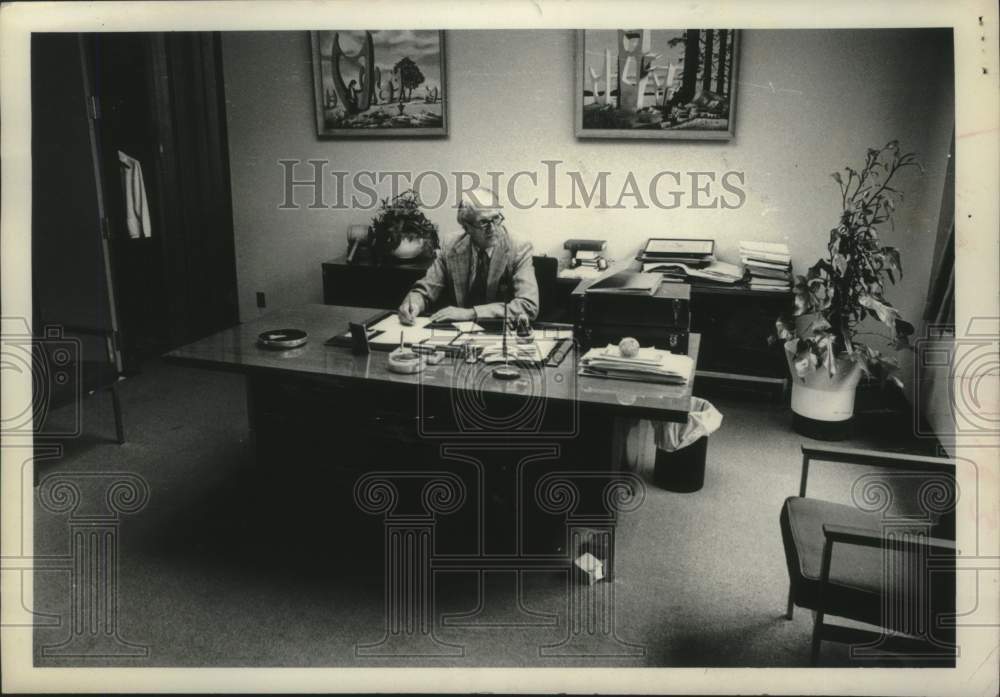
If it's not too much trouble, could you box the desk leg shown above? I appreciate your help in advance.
[245,374,255,433]
[564,410,643,580]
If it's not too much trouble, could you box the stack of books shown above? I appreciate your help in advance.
[739,241,792,292]
[579,344,694,385]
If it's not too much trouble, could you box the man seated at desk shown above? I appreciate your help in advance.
[397,188,539,325]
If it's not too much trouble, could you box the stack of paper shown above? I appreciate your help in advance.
[636,238,715,268]
[641,259,744,284]
[367,314,459,347]
[579,344,694,385]
[739,241,792,292]
[585,271,663,296]
[458,333,559,365]
[480,343,547,364]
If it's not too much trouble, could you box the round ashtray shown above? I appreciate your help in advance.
[258,328,308,349]
[388,348,426,374]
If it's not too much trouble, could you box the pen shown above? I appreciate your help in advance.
[407,295,413,318]
[399,331,404,351]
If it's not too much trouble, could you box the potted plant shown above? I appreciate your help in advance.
[774,141,919,439]
[370,189,439,263]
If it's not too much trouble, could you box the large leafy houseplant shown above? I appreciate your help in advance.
[775,141,919,388]
[370,189,439,262]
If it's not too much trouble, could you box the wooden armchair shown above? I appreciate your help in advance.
[780,445,956,665]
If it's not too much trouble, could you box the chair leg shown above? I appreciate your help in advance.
[111,381,125,444]
[810,610,824,665]
[785,586,795,620]
[811,538,833,665]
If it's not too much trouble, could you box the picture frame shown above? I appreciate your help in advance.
[311,30,448,138]
[575,29,740,140]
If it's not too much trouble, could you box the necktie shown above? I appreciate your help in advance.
[468,248,489,306]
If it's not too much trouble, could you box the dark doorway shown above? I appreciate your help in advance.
[85,33,168,367]
[78,32,240,371]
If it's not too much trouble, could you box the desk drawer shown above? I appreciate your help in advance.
[574,285,691,327]
[249,375,429,443]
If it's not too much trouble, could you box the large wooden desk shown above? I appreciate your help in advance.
[165,304,700,654]
[165,304,699,422]
[164,302,701,560]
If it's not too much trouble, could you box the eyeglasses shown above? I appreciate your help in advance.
[471,212,504,232]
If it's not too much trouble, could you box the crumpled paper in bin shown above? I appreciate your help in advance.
[653,398,723,452]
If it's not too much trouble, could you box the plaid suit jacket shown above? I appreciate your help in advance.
[407,227,539,320]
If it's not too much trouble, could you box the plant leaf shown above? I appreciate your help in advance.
[792,342,818,378]
[804,317,832,338]
[815,332,837,377]
[891,318,915,350]
[774,316,795,342]
[806,259,831,281]
[792,275,822,316]
[881,246,903,279]
[858,294,901,332]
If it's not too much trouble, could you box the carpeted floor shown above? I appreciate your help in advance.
[30,357,942,667]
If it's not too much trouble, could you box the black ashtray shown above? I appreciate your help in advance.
[257,328,308,349]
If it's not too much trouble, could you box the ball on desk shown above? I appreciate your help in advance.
[618,337,640,358]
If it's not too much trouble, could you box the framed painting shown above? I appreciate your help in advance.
[311,30,447,137]
[575,29,740,140]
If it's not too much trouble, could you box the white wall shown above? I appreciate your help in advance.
[222,28,954,404]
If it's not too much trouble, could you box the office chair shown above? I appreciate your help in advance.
[531,255,560,322]
[780,445,956,665]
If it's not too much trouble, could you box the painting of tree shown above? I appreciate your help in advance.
[577,29,739,140]
[393,56,425,102]
[311,30,447,137]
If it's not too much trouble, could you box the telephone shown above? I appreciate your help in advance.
[564,238,609,271]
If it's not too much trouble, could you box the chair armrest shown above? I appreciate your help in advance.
[802,445,954,471]
[813,522,956,624]
[58,324,114,339]
[798,445,954,497]
[822,523,956,554]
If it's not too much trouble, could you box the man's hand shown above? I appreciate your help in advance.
[429,306,476,323]
[398,295,419,326]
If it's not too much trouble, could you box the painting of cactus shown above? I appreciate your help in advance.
[576,29,739,140]
[311,30,447,137]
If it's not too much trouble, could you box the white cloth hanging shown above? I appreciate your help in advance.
[117,150,152,239]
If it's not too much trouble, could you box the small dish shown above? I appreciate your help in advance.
[258,329,308,349]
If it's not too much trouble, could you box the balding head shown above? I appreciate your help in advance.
[457,187,502,225]
[457,187,505,250]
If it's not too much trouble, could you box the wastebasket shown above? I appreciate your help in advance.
[652,398,722,493]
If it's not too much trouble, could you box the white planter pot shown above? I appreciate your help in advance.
[391,237,426,260]
[784,341,863,422]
